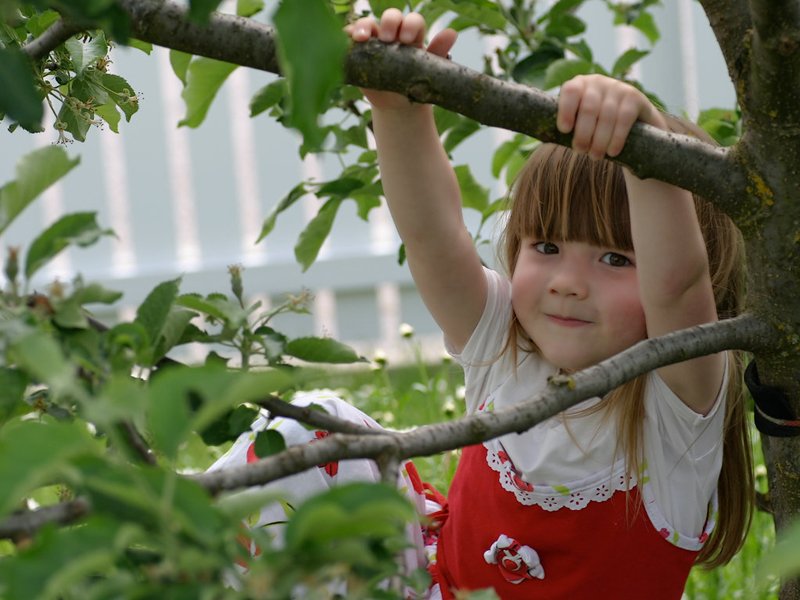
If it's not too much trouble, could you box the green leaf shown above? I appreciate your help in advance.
[148,367,291,460]
[284,336,364,364]
[24,212,113,279]
[0,146,79,236]
[274,0,348,148]
[65,32,108,74]
[154,306,196,359]
[632,11,659,45]
[199,404,258,445]
[0,368,28,423]
[455,165,488,212]
[189,0,224,23]
[56,100,91,142]
[0,517,123,600]
[546,0,585,17]
[437,0,506,29]
[254,429,286,458]
[94,102,121,132]
[177,293,247,327]
[0,419,98,517]
[237,0,265,17]
[545,13,586,39]
[170,50,193,86]
[24,10,61,37]
[100,73,139,121]
[544,58,594,89]
[294,198,343,271]
[491,135,525,179]
[250,78,287,117]
[512,43,564,88]
[611,48,649,77]
[178,57,237,128]
[0,47,43,131]
[443,118,481,154]
[257,182,307,243]
[134,278,181,364]
[126,38,153,54]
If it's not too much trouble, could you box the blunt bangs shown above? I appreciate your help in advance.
[504,144,633,272]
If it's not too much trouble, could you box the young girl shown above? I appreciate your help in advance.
[210,9,753,599]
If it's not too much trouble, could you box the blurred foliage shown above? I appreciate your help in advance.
[0,0,786,598]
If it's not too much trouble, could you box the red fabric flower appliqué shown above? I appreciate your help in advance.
[484,534,545,584]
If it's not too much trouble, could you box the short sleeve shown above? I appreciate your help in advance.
[642,359,729,535]
[446,268,517,414]
[447,267,512,365]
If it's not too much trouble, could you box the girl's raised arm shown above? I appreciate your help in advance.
[349,11,487,352]
[557,75,724,415]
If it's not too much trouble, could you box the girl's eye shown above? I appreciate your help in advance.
[601,252,633,267]
[533,242,559,255]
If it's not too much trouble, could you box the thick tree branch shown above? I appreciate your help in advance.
[747,0,800,126]
[105,0,756,223]
[194,314,773,495]
[697,0,752,91]
[0,498,90,541]
[21,19,83,60]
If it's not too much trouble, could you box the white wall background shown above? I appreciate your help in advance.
[0,1,735,362]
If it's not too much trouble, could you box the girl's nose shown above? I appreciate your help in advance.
[548,261,589,298]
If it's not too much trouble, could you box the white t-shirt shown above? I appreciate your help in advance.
[447,268,726,541]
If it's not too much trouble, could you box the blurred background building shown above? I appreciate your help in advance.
[0,0,735,363]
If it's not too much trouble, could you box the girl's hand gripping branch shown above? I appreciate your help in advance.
[347,10,457,111]
[347,11,487,352]
[556,75,723,414]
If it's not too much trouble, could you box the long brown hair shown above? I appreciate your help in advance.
[498,136,751,568]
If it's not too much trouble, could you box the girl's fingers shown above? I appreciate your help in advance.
[606,92,641,157]
[397,12,427,46]
[556,77,584,134]
[377,8,403,42]
[348,16,379,41]
[427,27,458,57]
[588,96,620,159]
[571,85,602,154]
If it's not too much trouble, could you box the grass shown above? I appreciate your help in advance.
[316,335,779,600]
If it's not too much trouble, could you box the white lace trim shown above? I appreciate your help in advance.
[483,438,716,551]
[484,437,633,511]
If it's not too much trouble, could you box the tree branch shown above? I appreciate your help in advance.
[257,395,378,435]
[0,498,90,541]
[194,314,774,495]
[108,0,755,222]
[697,0,752,91]
[747,0,800,126]
[21,18,83,60]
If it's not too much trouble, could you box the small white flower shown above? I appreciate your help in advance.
[399,323,415,338]
[455,385,466,400]
[372,349,387,367]
[755,464,768,477]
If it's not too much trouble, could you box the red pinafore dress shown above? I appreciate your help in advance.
[429,443,704,599]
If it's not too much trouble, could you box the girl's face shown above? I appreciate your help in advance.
[511,238,647,371]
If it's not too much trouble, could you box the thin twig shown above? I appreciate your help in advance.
[257,395,379,435]
[119,420,157,465]
[0,498,90,541]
